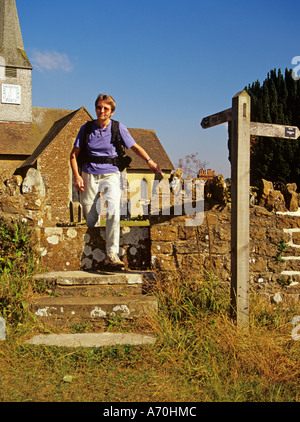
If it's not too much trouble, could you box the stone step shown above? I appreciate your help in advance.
[34,270,156,296]
[24,332,156,348]
[282,248,300,257]
[32,295,158,326]
[280,271,300,285]
[281,257,300,271]
[30,270,158,335]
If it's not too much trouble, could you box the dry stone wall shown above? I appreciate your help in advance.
[0,168,46,227]
[150,204,300,304]
[39,225,150,272]
[0,168,300,304]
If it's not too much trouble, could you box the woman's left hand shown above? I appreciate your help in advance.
[148,159,164,175]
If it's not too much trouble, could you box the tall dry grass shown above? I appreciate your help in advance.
[0,219,300,401]
[148,269,300,401]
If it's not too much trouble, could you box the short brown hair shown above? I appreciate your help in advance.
[95,93,116,112]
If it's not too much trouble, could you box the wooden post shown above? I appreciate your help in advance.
[201,94,300,330]
[230,90,251,329]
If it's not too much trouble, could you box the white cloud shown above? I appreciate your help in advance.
[31,49,73,72]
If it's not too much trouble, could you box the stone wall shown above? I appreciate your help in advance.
[0,157,27,175]
[38,225,150,272]
[0,168,46,227]
[35,107,90,224]
[150,204,300,303]
[0,168,150,271]
[1,168,300,303]
[0,68,32,123]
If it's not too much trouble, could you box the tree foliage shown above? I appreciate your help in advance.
[246,68,300,188]
[175,153,208,179]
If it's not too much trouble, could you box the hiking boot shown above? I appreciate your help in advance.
[103,252,125,270]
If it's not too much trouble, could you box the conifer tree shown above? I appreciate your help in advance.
[245,68,300,188]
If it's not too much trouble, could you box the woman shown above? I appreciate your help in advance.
[70,93,163,270]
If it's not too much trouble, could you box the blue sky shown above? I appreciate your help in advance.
[17,0,300,178]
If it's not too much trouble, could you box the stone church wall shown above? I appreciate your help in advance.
[0,157,27,175]
[0,68,32,123]
[35,107,90,224]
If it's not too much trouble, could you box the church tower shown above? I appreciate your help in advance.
[0,0,32,122]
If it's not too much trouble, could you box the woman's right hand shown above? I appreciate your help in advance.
[75,176,85,192]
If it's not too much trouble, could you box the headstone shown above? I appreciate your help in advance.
[22,168,46,197]
[258,179,286,212]
[0,317,6,340]
[284,183,299,212]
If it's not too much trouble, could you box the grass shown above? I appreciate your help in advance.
[0,218,300,402]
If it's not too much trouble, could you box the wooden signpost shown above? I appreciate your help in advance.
[201,108,232,129]
[201,90,300,329]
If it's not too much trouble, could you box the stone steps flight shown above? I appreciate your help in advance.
[27,270,158,347]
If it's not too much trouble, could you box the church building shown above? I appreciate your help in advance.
[0,0,174,224]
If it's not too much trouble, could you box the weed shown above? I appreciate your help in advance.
[277,276,292,287]
[70,321,91,333]
[275,239,287,263]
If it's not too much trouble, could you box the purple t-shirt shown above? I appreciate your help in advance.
[74,120,136,174]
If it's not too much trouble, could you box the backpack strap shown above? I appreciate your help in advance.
[84,119,123,152]
[110,119,132,171]
[110,119,125,158]
[84,120,95,146]
[76,120,94,173]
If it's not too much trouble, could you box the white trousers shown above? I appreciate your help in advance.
[80,171,121,255]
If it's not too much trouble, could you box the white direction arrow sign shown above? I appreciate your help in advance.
[201,108,300,140]
[250,122,300,140]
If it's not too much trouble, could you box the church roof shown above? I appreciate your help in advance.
[0,121,38,155]
[19,107,92,167]
[127,128,174,171]
[0,107,78,157]
[31,107,78,145]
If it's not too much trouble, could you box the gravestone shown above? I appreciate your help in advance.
[0,317,6,340]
